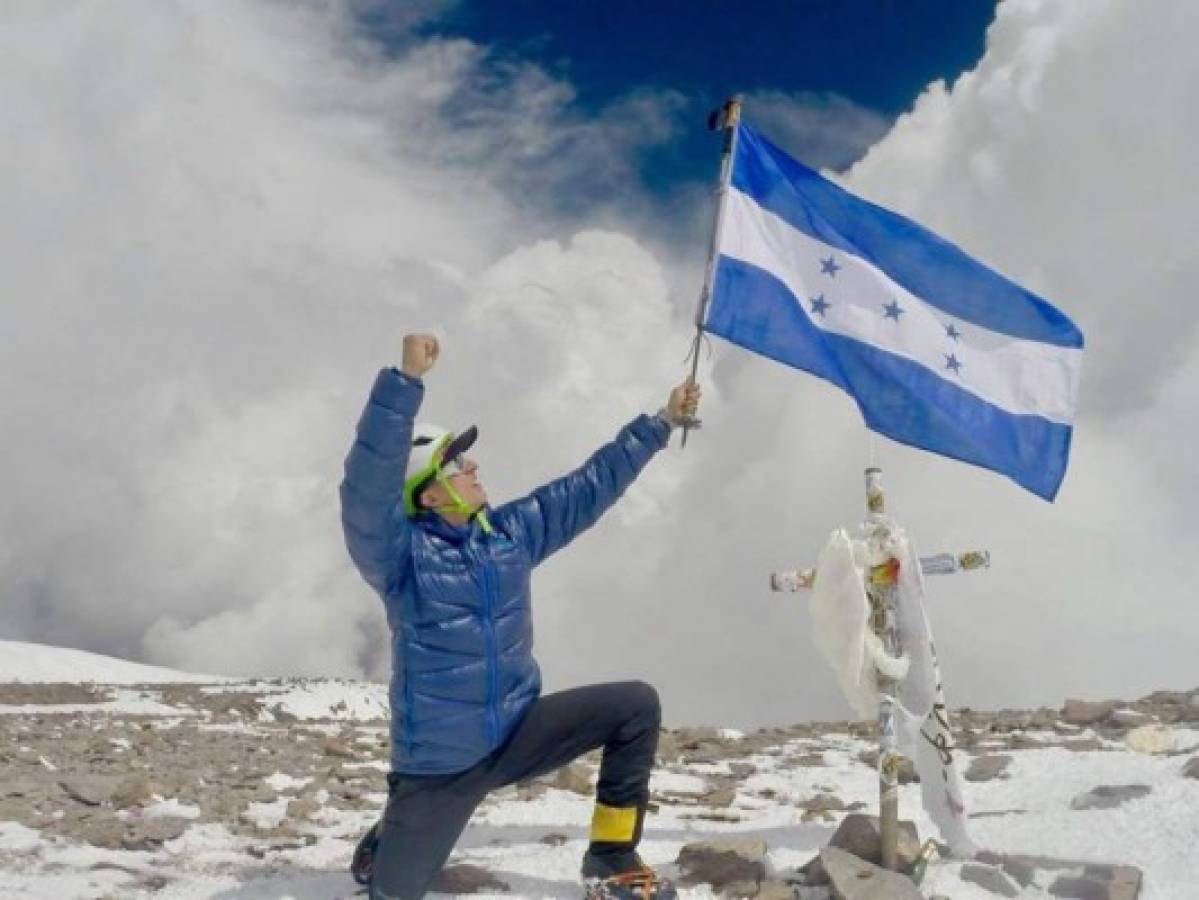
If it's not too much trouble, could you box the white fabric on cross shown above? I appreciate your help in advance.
[808,523,975,857]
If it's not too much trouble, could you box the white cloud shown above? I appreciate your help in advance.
[3,0,1196,731]
[0,1,687,678]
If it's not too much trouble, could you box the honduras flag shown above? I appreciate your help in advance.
[705,123,1084,501]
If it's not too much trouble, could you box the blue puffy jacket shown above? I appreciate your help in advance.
[339,367,671,774]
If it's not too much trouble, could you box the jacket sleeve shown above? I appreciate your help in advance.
[339,368,423,595]
[494,413,671,567]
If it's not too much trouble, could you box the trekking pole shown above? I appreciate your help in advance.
[682,94,742,448]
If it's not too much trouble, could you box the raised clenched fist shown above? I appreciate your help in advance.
[401,333,440,378]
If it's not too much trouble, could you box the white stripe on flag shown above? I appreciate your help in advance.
[718,187,1082,424]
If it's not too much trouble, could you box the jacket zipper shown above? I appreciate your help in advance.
[479,551,500,746]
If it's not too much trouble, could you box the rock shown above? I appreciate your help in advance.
[516,779,549,801]
[801,814,920,885]
[111,774,153,809]
[134,871,173,891]
[721,881,761,898]
[1106,865,1144,900]
[754,881,796,900]
[828,813,919,868]
[430,863,510,893]
[787,752,827,767]
[1182,756,1199,779]
[1048,874,1115,898]
[1140,690,1189,707]
[975,852,1142,898]
[1124,724,1173,755]
[700,782,738,808]
[59,776,120,807]
[685,809,744,824]
[123,816,190,850]
[960,862,1020,897]
[729,762,756,778]
[1,778,47,800]
[819,846,923,900]
[1061,700,1117,727]
[1061,738,1104,752]
[674,725,724,747]
[286,796,321,820]
[73,818,127,850]
[1009,733,1045,750]
[798,792,846,813]
[677,838,768,889]
[965,754,1012,782]
[1070,784,1152,811]
[998,856,1037,887]
[1029,707,1059,729]
[320,737,355,759]
[552,762,592,796]
[656,730,680,762]
[1108,708,1151,728]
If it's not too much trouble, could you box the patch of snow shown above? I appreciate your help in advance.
[0,688,196,717]
[341,759,390,773]
[0,822,45,854]
[161,822,245,862]
[264,772,313,793]
[242,798,289,829]
[0,639,228,684]
[258,679,389,722]
[650,771,707,794]
[144,799,202,820]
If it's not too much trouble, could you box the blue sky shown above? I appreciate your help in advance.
[402,1,997,193]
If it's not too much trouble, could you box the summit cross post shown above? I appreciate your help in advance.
[770,468,989,872]
[862,467,903,871]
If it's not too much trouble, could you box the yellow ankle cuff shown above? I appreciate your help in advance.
[590,802,638,843]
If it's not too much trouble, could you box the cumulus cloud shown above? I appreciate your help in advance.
[3,0,1196,730]
[0,0,689,681]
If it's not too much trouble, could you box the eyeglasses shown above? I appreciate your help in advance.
[439,455,476,477]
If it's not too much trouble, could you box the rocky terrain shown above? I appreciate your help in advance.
[1,671,1197,899]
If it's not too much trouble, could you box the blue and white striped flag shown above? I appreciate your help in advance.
[705,123,1084,500]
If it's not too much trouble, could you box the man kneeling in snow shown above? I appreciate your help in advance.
[339,333,700,900]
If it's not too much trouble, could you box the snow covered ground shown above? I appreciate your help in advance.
[0,640,1196,899]
[0,640,231,685]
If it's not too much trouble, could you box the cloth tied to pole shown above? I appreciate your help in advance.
[809,523,976,856]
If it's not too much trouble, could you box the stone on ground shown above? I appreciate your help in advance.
[800,814,920,885]
[1069,784,1151,811]
[965,754,1013,782]
[960,861,1020,897]
[819,846,923,900]
[676,837,768,889]
[1061,699,1117,726]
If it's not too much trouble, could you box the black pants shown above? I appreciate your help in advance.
[369,680,661,900]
